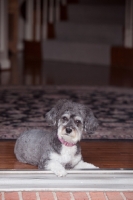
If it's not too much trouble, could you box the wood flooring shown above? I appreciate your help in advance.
[0,140,133,170]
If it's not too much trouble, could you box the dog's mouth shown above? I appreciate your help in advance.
[57,125,81,146]
[58,135,76,147]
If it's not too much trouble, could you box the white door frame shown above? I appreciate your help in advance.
[0,170,133,191]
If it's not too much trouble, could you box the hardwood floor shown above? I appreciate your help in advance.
[0,140,133,170]
[0,54,109,86]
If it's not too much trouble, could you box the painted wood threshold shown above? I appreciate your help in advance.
[0,170,133,191]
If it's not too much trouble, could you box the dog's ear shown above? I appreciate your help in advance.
[84,108,99,134]
[45,107,57,126]
[45,99,69,126]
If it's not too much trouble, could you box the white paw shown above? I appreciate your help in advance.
[53,168,67,177]
[47,160,67,177]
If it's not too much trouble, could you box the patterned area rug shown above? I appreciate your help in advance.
[0,86,133,139]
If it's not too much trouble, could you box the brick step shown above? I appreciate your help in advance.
[0,191,133,200]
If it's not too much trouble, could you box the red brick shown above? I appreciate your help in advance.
[123,192,133,200]
[56,192,71,200]
[4,192,19,200]
[39,192,54,200]
[72,192,88,200]
[106,192,123,200]
[89,192,106,200]
[22,192,36,200]
[0,193,2,200]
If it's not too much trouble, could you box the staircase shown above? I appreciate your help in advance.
[43,0,125,66]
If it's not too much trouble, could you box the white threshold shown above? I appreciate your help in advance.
[0,169,133,192]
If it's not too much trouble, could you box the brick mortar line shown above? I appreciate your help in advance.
[18,192,23,200]
[1,191,133,200]
[104,192,109,200]
[53,192,58,200]
[69,192,75,200]
[36,192,41,200]
[120,192,127,200]
[86,192,92,200]
[1,192,5,200]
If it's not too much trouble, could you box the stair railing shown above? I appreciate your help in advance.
[24,0,68,42]
[0,0,10,69]
[124,0,133,48]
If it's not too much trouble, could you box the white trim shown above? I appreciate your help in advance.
[25,0,34,40]
[0,0,6,51]
[49,0,54,23]
[0,170,133,191]
[42,0,48,40]
[35,0,41,41]
[0,0,10,69]
[55,0,60,22]
[0,0,3,51]
[124,0,133,47]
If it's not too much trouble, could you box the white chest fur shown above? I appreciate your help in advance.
[50,145,81,167]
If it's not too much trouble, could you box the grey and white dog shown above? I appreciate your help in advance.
[14,99,99,177]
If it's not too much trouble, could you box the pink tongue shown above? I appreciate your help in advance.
[59,137,75,147]
[65,141,71,146]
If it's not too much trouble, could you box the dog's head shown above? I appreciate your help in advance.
[45,99,98,145]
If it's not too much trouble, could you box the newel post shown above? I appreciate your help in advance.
[110,0,133,87]
[47,0,56,39]
[0,0,10,69]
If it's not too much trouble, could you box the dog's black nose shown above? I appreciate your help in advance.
[66,127,72,134]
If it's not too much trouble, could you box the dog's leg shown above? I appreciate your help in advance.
[48,160,67,177]
[74,160,98,169]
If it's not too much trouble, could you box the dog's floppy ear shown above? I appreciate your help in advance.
[45,99,69,126]
[84,107,99,134]
[45,107,57,126]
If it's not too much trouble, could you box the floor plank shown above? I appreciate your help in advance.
[0,140,133,169]
[81,140,133,169]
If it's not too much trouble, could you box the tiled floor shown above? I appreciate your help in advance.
[0,191,133,200]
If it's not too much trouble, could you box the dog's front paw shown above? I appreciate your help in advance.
[48,161,67,177]
[53,167,67,177]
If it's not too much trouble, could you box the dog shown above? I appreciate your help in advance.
[14,99,99,177]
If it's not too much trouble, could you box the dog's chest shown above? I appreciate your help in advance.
[50,145,81,166]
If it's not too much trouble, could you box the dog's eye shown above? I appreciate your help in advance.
[75,120,81,125]
[62,116,68,121]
